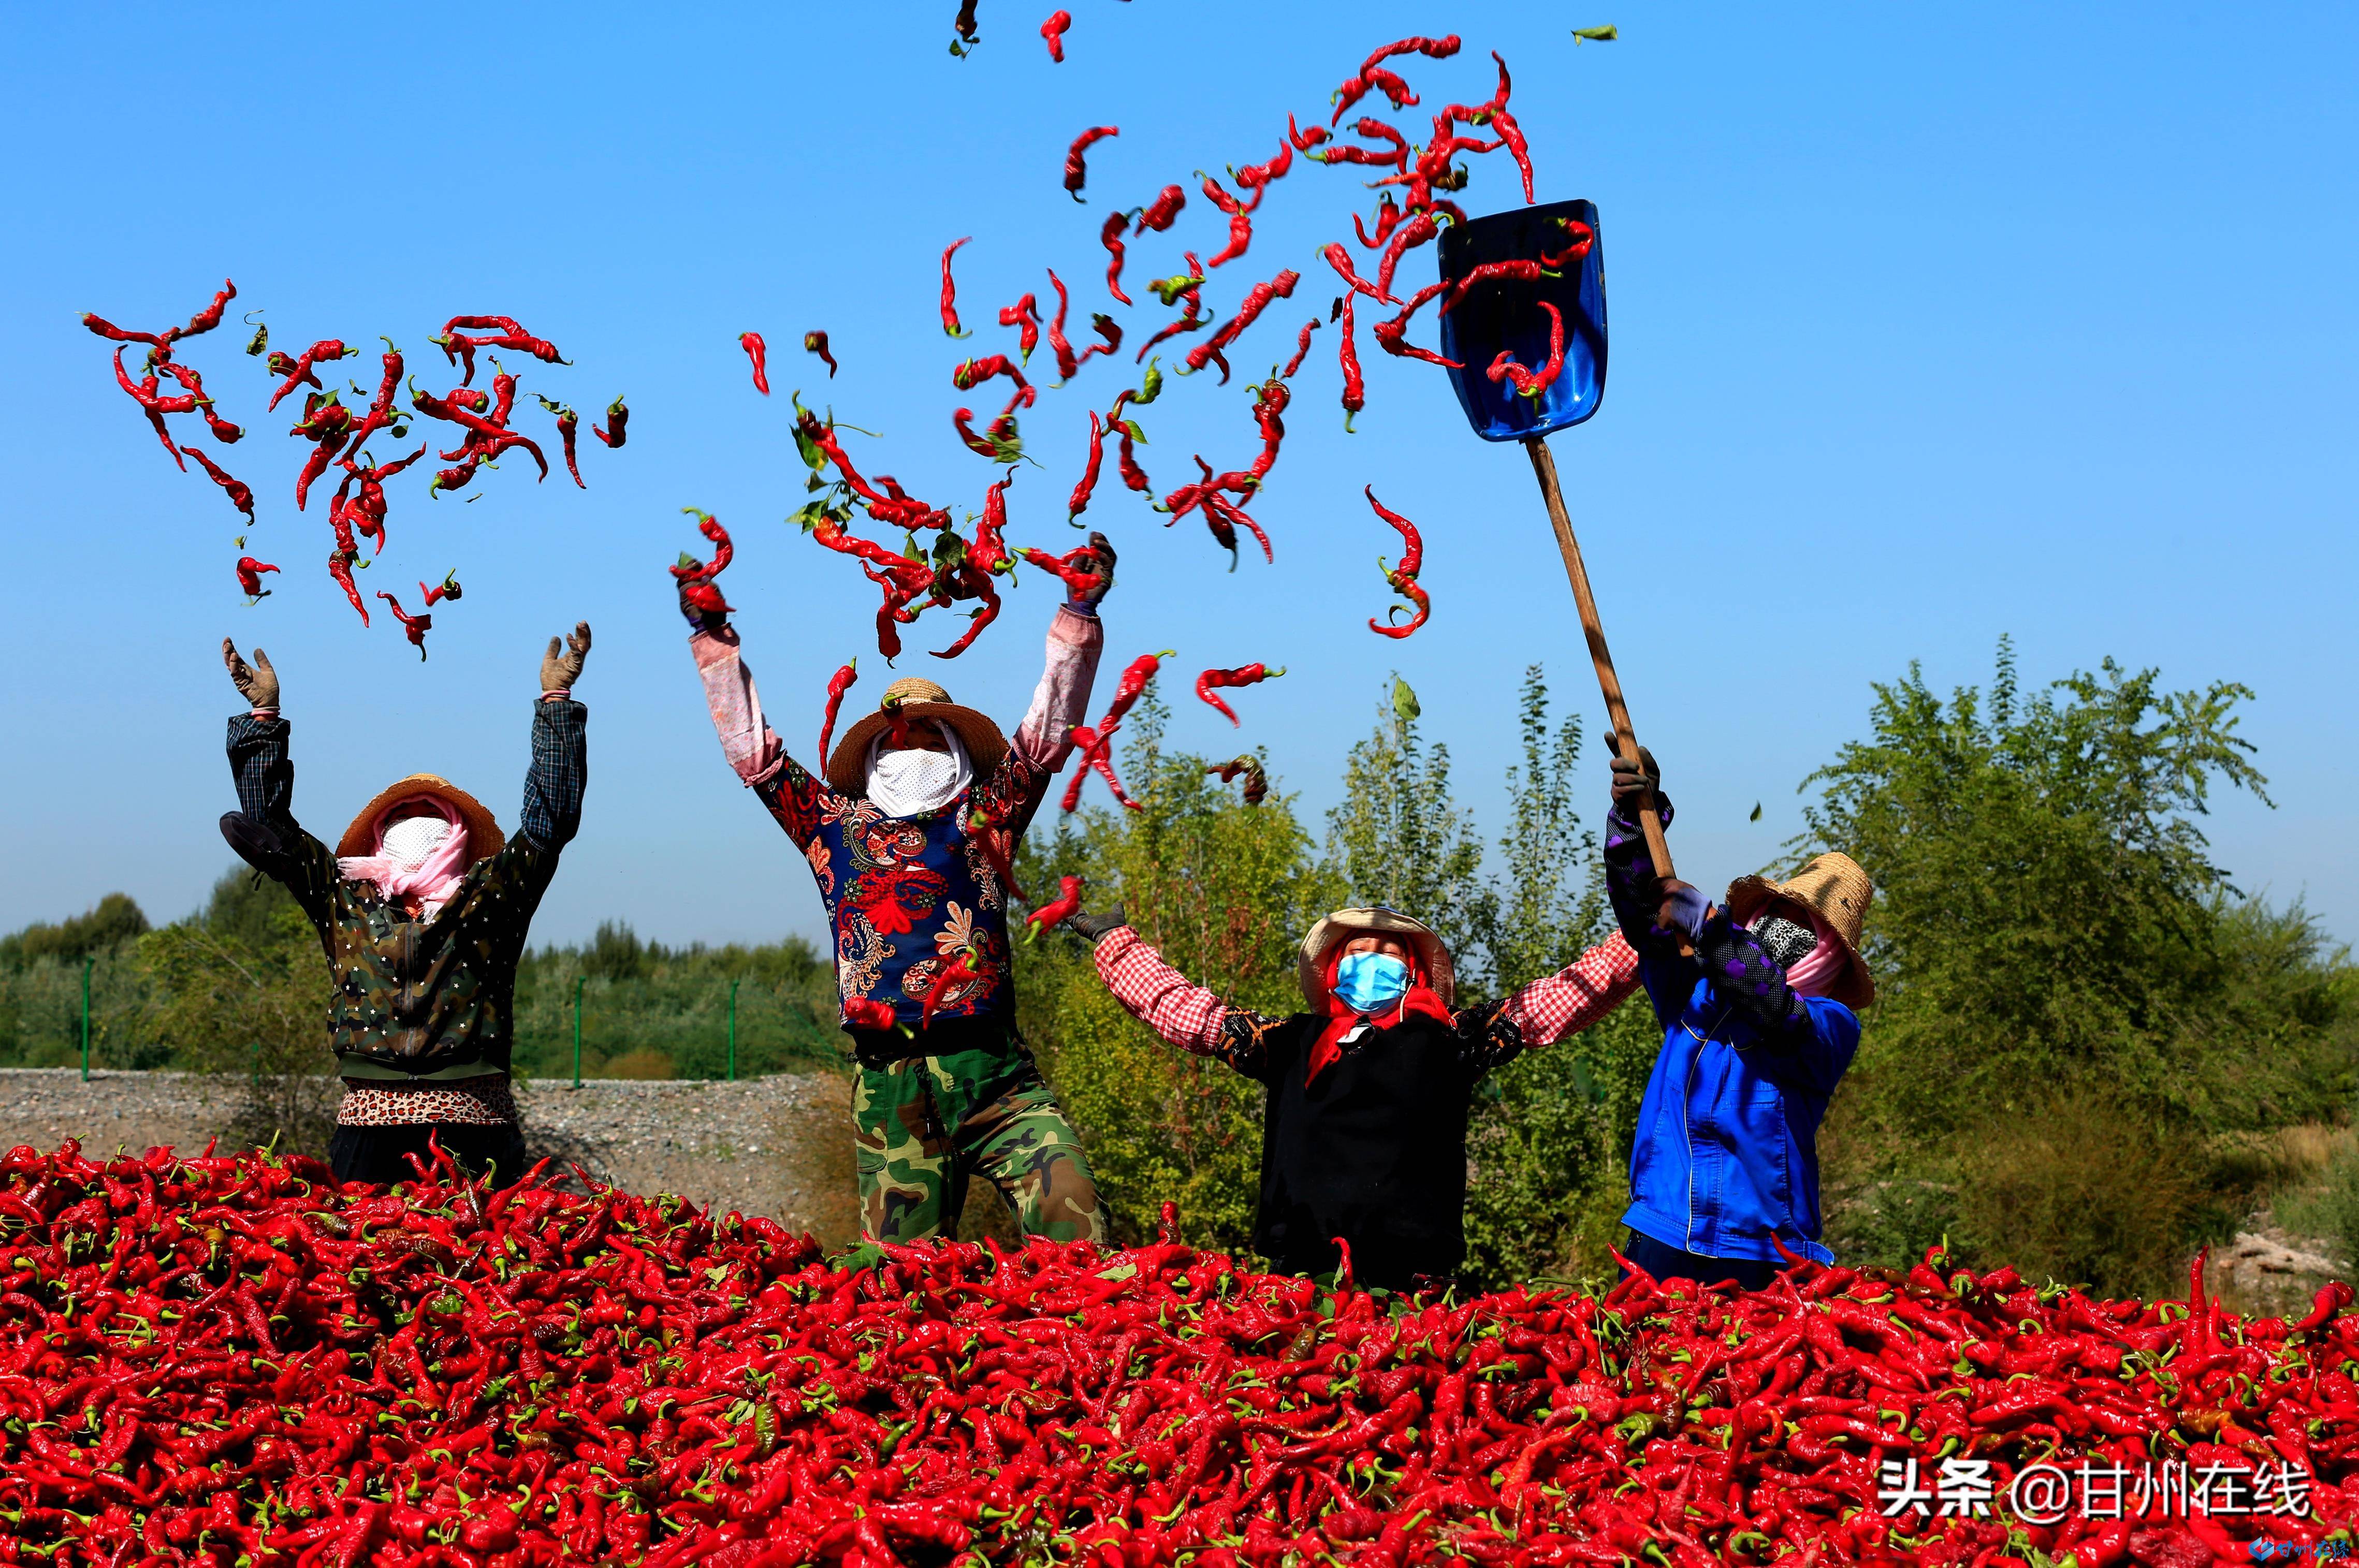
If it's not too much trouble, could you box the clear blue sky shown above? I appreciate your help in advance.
[3,3,2352,950]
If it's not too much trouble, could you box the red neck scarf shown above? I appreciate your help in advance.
[1305,946,1455,1084]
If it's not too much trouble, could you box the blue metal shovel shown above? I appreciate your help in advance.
[1435,198,1672,880]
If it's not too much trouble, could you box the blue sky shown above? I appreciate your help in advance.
[2,3,2352,950]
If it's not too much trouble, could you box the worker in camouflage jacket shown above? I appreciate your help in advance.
[681,538,1116,1244]
[217,625,591,1188]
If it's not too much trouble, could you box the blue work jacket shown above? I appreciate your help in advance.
[1620,953,1860,1265]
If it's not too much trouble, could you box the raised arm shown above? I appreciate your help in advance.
[1080,910,1289,1080]
[218,640,337,918]
[517,622,591,852]
[1496,931,1643,1049]
[680,583,822,847]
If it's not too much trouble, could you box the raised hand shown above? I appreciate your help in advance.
[541,621,592,693]
[222,639,279,711]
[1074,530,1117,606]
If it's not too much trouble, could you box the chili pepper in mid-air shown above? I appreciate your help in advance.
[951,0,979,50]
[1487,301,1567,402]
[1372,281,1464,370]
[411,382,549,481]
[1184,268,1301,383]
[920,946,983,1032]
[1064,125,1118,201]
[327,549,369,626]
[1198,173,1255,268]
[819,661,858,764]
[533,394,587,487]
[1021,544,1106,599]
[182,445,255,519]
[1229,140,1293,209]
[111,348,197,467]
[1024,875,1085,942]
[1282,318,1321,378]
[1487,52,1536,202]
[267,340,355,412]
[940,237,975,338]
[841,995,905,1033]
[419,570,463,607]
[376,593,432,658]
[1375,213,1441,302]
[997,294,1041,363]
[672,509,738,619]
[1103,650,1174,728]
[1066,412,1107,520]
[740,331,770,395]
[1042,271,1082,382]
[1097,212,1134,307]
[1207,753,1270,805]
[1134,183,1186,235]
[1069,723,1142,811]
[1196,663,1285,726]
[234,557,280,599]
[1365,487,1430,638]
[1083,312,1122,365]
[79,277,236,364]
[156,360,243,444]
[1354,193,1404,251]
[805,330,839,378]
[434,315,569,384]
[591,394,629,447]
[1040,9,1072,59]
[1286,111,1331,153]
[952,407,1025,464]
[1337,290,1366,431]
[1439,259,1551,317]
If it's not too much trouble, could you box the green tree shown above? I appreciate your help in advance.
[1326,676,1492,974]
[0,892,151,964]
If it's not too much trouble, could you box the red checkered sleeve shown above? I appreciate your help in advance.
[1498,930,1643,1048]
[1093,927,1233,1056]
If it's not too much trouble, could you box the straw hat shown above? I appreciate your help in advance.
[1296,906,1455,1010]
[336,774,504,862]
[1723,853,1876,1010]
[825,677,1010,796]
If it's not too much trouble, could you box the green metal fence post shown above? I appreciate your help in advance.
[80,956,92,1082]
[728,979,739,1082]
[572,975,584,1089]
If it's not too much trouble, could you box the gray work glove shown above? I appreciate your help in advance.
[223,639,279,711]
[541,621,592,693]
[1072,531,1117,609]
[1065,902,1129,943]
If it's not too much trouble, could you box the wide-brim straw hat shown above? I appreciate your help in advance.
[1724,852,1877,1010]
[826,677,1009,796]
[1297,906,1455,1010]
[337,773,505,863]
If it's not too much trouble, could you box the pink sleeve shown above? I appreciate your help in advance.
[1499,930,1643,1048]
[1009,606,1104,775]
[1093,926,1232,1056]
[689,629,788,788]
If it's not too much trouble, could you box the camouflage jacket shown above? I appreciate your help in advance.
[222,701,587,1079]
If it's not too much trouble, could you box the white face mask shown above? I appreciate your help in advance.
[866,724,972,817]
[381,815,452,871]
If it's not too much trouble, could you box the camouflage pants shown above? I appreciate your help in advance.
[851,1043,1105,1243]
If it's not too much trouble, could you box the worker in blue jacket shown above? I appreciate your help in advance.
[1602,749,1877,1288]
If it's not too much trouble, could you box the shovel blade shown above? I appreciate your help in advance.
[1437,198,1607,442]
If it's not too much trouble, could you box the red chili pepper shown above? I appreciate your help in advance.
[1134,183,1187,234]
[1040,8,1071,61]
[326,551,368,626]
[183,445,256,519]
[1286,111,1331,153]
[805,329,839,378]
[1487,53,1535,202]
[1487,301,1567,402]
[1228,139,1293,209]
[920,946,982,1031]
[111,348,196,468]
[1024,875,1085,943]
[1337,290,1366,432]
[819,660,858,765]
[1353,193,1405,251]
[411,382,549,481]
[841,995,906,1034]
[739,331,770,395]
[996,294,1041,363]
[433,315,569,385]
[1365,488,1430,639]
[1538,216,1597,270]
[79,277,235,365]
[1373,281,1464,370]
[376,592,432,659]
[1064,125,1118,202]
[1066,412,1106,520]
[1103,650,1173,728]
[591,394,629,448]
[1062,723,1141,812]
[532,394,587,488]
[418,570,462,607]
[1195,663,1285,726]
[1183,268,1300,383]
[1198,173,1254,268]
[965,799,1027,901]
[1322,242,1396,309]
[1206,753,1270,805]
[940,236,975,338]
[1439,259,1552,317]
[266,339,356,412]
[1280,319,1322,379]
[153,359,244,445]
[234,557,280,599]
[1100,212,1133,305]
[1374,212,1441,303]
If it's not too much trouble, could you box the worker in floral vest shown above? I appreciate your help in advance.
[681,538,1116,1243]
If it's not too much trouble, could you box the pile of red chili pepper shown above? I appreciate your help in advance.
[3,1138,2354,1566]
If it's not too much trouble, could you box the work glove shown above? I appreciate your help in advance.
[541,621,592,695]
[678,576,730,635]
[222,639,279,711]
[1609,744,1671,824]
[1065,902,1129,944]
[1653,878,1713,944]
[1070,531,1117,610]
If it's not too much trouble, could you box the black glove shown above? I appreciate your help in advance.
[1071,531,1116,609]
[1609,744,1671,823]
[1065,903,1129,943]
[1653,878,1712,943]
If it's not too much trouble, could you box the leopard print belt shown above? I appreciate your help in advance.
[336,1075,516,1127]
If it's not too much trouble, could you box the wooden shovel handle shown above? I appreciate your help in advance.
[1524,434,1675,882]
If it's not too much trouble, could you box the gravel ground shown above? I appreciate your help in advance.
[0,1066,864,1248]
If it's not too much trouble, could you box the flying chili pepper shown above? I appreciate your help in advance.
[1207,753,1270,805]
[950,0,979,51]
[1095,213,1135,309]
[411,382,549,481]
[591,394,629,447]
[1196,663,1285,726]
[234,556,279,599]
[1365,487,1430,638]
[1438,259,1552,317]
[433,315,569,384]
[997,294,1041,363]
[1198,173,1254,268]
[327,549,369,626]
[111,348,197,468]
[1066,412,1107,520]
[1282,319,1321,378]
[1353,193,1404,251]
[1040,9,1070,61]
[920,946,982,1032]
[181,445,255,519]
[1061,723,1140,812]
[291,395,357,511]
[336,445,426,552]
[819,661,858,765]
[1537,217,1598,270]
[671,509,737,618]
[1487,52,1536,202]
[805,330,839,378]
[1375,212,1440,303]
[1042,271,1082,382]
[1286,111,1331,154]
[376,593,432,658]
[1337,290,1366,431]
[267,340,355,412]
[1372,281,1464,370]
[1064,125,1118,201]
[1228,139,1293,209]
[533,394,587,488]
[156,360,243,444]
[78,277,236,365]
[841,995,904,1033]
[940,237,975,338]
[1024,875,1085,943]
[1103,650,1173,728]
[1487,301,1567,402]
[740,331,770,395]
[1083,312,1122,364]
[1134,183,1186,235]
[419,570,463,607]
[1183,268,1301,383]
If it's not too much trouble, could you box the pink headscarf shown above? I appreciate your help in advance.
[1781,907,1852,1000]
[337,796,472,914]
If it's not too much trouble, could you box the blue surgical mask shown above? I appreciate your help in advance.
[1334,951,1410,1015]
